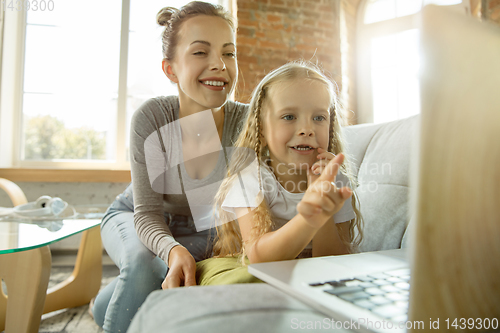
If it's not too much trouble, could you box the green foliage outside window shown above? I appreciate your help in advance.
[24,115,106,160]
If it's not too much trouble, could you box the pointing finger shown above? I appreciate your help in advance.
[317,149,335,160]
[317,153,344,183]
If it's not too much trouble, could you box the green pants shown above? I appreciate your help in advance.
[196,257,263,286]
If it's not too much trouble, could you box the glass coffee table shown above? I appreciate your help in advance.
[0,218,102,333]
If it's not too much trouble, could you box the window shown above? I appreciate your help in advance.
[0,0,230,169]
[356,0,470,124]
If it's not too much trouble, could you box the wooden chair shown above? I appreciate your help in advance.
[0,178,28,206]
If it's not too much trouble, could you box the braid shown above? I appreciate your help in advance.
[329,103,346,175]
[329,122,335,152]
[240,87,275,264]
[328,101,337,153]
[254,89,265,192]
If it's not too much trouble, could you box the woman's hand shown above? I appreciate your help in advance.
[298,153,352,229]
[162,245,196,289]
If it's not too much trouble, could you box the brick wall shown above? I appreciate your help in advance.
[233,0,498,123]
[234,0,343,105]
[340,0,362,124]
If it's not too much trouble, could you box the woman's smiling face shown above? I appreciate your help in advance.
[163,15,237,112]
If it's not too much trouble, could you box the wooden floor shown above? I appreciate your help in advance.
[0,253,119,333]
[39,304,103,333]
[38,256,118,333]
[38,264,119,333]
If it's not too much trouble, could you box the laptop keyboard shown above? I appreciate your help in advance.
[309,268,410,322]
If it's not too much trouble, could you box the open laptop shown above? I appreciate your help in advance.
[249,5,500,332]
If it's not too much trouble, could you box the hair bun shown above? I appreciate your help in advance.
[157,7,178,27]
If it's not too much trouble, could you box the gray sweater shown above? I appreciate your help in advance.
[130,96,248,264]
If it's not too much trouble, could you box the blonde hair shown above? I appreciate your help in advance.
[213,60,363,260]
[157,1,235,60]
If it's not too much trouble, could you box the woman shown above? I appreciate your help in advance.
[91,2,248,332]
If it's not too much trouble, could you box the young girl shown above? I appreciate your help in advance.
[197,61,363,284]
[92,2,248,332]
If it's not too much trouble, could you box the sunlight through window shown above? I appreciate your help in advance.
[358,0,465,123]
[21,0,222,165]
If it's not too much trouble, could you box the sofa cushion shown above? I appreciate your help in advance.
[343,115,418,252]
[127,284,334,333]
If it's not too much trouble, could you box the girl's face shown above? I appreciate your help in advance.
[262,79,331,175]
[163,15,237,112]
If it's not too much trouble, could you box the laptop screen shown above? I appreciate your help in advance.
[410,4,500,324]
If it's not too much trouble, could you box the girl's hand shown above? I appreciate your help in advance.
[308,148,336,185]
[298,153,352,229]
[162,246,196,289]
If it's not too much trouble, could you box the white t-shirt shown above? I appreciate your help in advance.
[221,158,355,230]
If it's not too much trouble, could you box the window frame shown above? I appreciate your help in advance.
[356,0,471,124]
[0,0,232,171]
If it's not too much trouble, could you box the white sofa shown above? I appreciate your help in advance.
[128,115,418,333]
